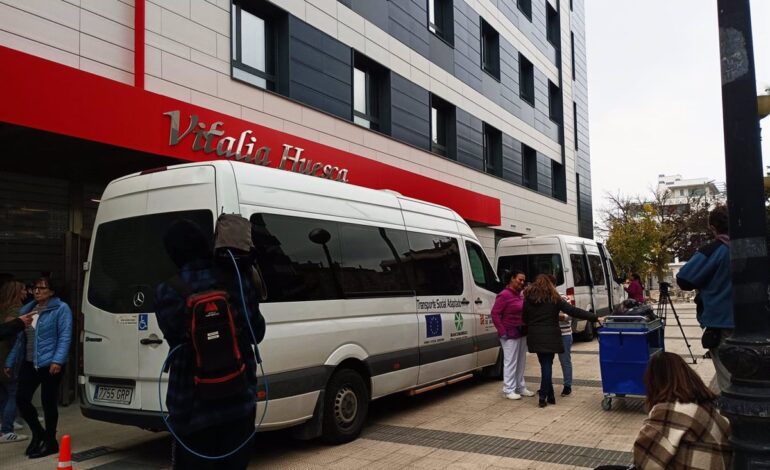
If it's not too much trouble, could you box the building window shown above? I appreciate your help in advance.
[431,94,455,159]
[552,161,566,201]
[546,3,559,48]
[548,81,562,123]
[519,53,534,106]
[428,0,453,45]
[231,1,277,90]
[573,102,579,150]
[480,20,500,80]
[353,53,388,132]
[483,123,502,177]
[522,143,537,189]
[518,0,532,21]
[571,32,576,80]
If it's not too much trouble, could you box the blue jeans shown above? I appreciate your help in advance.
[558,334,573,387]
[537,353,555,399]
[0,380,19,434]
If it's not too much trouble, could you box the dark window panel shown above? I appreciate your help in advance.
[519,53,535,106]
[480,19,500,80]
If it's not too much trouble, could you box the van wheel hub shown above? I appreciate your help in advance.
[333,386,358,428]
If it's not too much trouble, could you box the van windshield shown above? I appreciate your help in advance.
[497,254,564,286]
[87,210,214,313]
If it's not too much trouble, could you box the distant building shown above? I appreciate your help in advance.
[655,174,725,210]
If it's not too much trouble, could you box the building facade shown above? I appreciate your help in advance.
[0,0,593,298]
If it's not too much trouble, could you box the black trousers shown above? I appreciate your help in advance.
[172,409,256,470]
[16,361,63,440]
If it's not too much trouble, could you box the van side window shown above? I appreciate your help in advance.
[497,254,564,286]
[608,258,621,284]
[587,255,606,286]
[570,254,590,287]
[465,241,498,291]
[406,232,464,296]
[251,213,343,302]
[338,223,413,296]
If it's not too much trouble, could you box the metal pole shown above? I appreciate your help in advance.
[715,0,770,467]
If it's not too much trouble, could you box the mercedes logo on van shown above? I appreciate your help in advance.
[132,291,145,308]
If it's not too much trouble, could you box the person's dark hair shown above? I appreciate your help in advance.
[35,276,56,294]
[164,219,212,268]
[523,274,561,304]
[644,351,717,410]
[631,273,641,281]
[501,269,525,285]
[709,205,729,235]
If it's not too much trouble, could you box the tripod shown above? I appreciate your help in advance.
[657,282,697,364]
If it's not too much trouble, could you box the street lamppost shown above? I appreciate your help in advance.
[715,0,770,467]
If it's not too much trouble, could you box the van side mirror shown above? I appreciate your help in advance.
[308,228,331,245]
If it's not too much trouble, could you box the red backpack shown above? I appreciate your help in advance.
[183,288,246,400]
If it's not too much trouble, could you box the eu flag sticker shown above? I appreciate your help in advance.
[426,314,442,338]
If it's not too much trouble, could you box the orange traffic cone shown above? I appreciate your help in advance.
[57,434,72,470]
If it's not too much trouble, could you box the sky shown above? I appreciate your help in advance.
[585,0,770,223]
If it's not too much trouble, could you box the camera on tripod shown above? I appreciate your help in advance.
[659,281,671,295]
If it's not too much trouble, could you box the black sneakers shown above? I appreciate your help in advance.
[561,386,572,397]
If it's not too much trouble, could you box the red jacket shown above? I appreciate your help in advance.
[625,280,645,302]
[491,287,525,338]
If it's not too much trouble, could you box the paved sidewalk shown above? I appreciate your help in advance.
[0,302,712,469]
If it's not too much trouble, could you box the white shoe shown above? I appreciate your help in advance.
[505,392,522,400]
[0,432,28,443]
[518,389,536,397]
[13,421,23,431]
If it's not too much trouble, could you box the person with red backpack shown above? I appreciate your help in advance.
[155,218,265,470]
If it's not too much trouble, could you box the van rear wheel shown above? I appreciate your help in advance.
[322,369,369,444]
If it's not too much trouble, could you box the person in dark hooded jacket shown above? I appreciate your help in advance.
[523,274,603,408]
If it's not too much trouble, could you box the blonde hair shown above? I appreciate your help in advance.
[523,274,561,304]
[0,281,24,314]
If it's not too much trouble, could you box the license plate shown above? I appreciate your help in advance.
[93,385,134,405]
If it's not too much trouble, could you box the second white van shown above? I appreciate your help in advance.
[495,235,625,341]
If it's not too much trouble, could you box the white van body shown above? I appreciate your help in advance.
[80,161,501,441]
[495,235,625,340]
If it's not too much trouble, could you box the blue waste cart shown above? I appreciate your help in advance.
[598,313,664,410]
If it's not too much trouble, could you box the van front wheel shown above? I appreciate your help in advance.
[322,369,369,445]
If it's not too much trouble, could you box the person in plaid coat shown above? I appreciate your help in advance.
[632,352,731,469]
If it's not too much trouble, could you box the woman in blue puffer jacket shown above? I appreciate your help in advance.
[4,276,72,459]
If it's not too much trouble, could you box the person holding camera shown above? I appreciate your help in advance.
[676,206,733,392]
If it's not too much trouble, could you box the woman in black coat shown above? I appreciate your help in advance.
[523,274,603,408]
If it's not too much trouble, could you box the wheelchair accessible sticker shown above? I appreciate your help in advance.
[138,314,148,331]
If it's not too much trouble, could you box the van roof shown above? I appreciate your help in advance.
[109,161,475,237]
[497,233,598,247]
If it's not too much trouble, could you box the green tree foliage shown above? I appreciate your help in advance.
[601,189,716,281]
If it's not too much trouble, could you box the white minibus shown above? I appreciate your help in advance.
[495,235,625,341]
[80,161,502,443]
